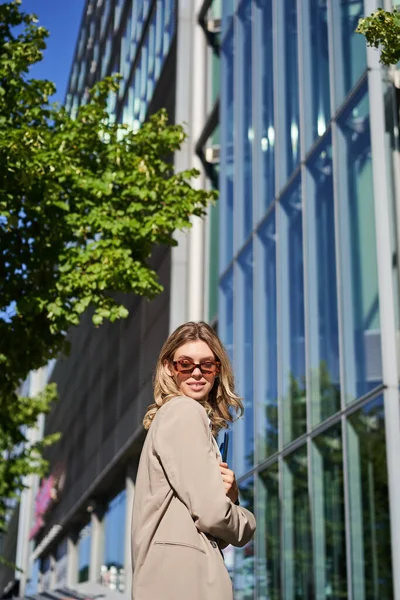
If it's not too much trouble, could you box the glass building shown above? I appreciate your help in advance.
[219,0,400,598]
[65,0,176,125]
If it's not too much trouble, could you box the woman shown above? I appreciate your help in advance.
[131,321,256,600]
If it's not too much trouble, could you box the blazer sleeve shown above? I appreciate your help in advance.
[154,396,256,548]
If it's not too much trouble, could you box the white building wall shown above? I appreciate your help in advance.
[15,368,49,598]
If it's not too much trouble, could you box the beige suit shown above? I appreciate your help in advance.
[131,396,256,600]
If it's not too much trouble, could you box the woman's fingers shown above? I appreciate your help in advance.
[219,462,239,504]
[219,464,236,487]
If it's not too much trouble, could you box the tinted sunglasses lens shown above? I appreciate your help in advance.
[175,360,195,373]
[174,360,219,375]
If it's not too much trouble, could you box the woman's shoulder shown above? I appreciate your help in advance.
[156,396,208,425]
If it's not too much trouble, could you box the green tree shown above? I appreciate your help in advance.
[0,0,215,529]
[356,8,400,66]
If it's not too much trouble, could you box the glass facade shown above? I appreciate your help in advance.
[65,0,176,125]
[78,522,92,583]
[219,1,396,597]
[101,490,127,591]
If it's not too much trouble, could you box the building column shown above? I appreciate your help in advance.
[15,371,46,598]
[170,0,208,332]
[365,1,400,597]
[124,465,136,596]
[89,507,105,585]
[67,532,79,588]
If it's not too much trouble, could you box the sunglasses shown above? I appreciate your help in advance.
[172,359,220,376]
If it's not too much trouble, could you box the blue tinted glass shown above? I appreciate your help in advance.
[220,25,234,268]
[78,522,91,583]
[222,0,234,39]
[258,463,280,599]
[236,243,254,474]
[340,0,366,99]
[312,424,347,597]
[219,267,234,466]
[283,446,313,597]
[219,268,234,362]
[233,477,255,599]
[309,0,331,141]
[284,0,300,176]
[337,85,381,401]
[237,0,253,240]
[306,135,341,424]
[257,0,275,210]
[26,560,40,595]
[256,212,278,459]
[104,490,126,568]
[279,178,306,444]
[347,397,393,598]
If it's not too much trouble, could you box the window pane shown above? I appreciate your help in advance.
[222,0,234,37]
[233,477,255,599]
[219,267,234,466]
[256,212,278,459]
[284,0,300,176]
[78,522,91,583]
[309,0,330,140]
[236,0,253,241]
[347,397,393,599]
[208,201,219,323]
[283,446,313,599]
[256,0,275,211]
[220,24,234,268]
[337,85,381,402]
[219,268,234,362]
[258,463,280,600]
[235,244,254,475]
[340,0,366,99]
[102,489,126,591]
[279,178,306,444]
[306,136,341,425]
[312,424,347,598]
[55,539,68,588]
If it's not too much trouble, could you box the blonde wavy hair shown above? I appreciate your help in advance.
[143,321,243,436]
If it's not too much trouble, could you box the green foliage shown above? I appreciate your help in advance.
[356,8,400,66]
[0,0,216,528]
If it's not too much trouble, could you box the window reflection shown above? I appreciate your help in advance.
[284,0,300,176]
[101,490,127,592]
[258,463,280,600]
[234,477,255,599]
[309,0,331,141]
[222,0,234,38]
[257,0,275,210]
[347,397,393,599]
[40,556,51,591]
[122,5,176,130]
[236,244,254,474]
[219,268,234,466]
[279,178,306,444]
[237,0,253,240]
[337,85,382,401]
[220,24,234,267]
[306,136,340,425]
[256,212,278,459]
[312,424,347,598]
[78,522,92,583]
[340,0,366,100]
[283,446,313,599]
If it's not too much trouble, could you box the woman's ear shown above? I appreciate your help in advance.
[163,359,174,377]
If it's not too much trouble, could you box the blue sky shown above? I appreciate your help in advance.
[21,0,85,105]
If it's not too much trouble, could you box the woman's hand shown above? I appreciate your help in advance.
[219,462,239,504]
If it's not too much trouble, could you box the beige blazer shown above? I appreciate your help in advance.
[131,396,256,600]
